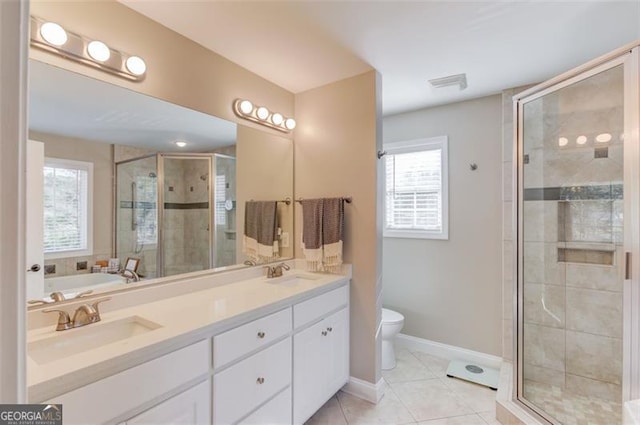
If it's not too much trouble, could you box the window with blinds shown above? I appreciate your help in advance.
[384,136,449,239]
[43,158,93,257]
[135,175,157,246]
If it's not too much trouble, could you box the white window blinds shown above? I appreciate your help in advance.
[135,175,157,245]
[384,137,448,239]
[43,158,93,255]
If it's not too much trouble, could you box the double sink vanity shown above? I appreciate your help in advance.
[27,262,351,425]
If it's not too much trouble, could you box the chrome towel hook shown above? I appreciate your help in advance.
[377,150,387,159]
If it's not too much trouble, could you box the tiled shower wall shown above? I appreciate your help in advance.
[502,65,624,404]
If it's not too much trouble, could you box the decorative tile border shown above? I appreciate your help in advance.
[119,201,209,210]
[524,184,623,201]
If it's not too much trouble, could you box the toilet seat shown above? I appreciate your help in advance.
[382,308,404,325]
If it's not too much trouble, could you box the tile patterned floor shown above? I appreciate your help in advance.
[523,380,622,425]
[305,348,500,425]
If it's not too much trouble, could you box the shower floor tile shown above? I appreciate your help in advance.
[523,380,621,425]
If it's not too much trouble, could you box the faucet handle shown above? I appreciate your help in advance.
[42,308,72,331]
[90,297,111,319]
[263,265,275,278]
[28,299,53,306]
[277,263,291,271]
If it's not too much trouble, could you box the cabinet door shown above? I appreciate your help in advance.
[324,308,350,399]
[293,320,328,424]
[127,381,210,425]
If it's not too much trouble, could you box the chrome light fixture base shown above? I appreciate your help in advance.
[232,99,296,133]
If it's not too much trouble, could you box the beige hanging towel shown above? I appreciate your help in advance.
[243,201,279,263]
[301,198,344,272]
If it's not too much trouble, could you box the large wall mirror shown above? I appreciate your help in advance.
[27,59,294,305]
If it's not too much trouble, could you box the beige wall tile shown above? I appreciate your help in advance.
[523,242,565,285]
[565,373,621,403]
[566,287,622,338]
[523,323,565,371]
[523,282,565,328]
[524,364,566,388]
[523,201,558,243]
[566,331,622,384]
[565,262,621,292]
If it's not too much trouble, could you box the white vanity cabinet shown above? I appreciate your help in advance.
[292,286,350,425]
[125,381,210,425]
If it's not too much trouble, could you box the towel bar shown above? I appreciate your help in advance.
[295,197,352,204]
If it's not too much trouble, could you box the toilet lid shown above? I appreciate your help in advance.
[382,308,404,324]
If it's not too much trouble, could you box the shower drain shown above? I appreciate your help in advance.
[465,364,484,374]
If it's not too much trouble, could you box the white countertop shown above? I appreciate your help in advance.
[27,268,349,402]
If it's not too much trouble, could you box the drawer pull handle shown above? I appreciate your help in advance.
[257,331,266,339]
[256,377,265,384]
[322,330,328,336]
[327,327,333,332]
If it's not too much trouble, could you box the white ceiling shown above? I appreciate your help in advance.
[29,60,237,151]
[121,1,640,116]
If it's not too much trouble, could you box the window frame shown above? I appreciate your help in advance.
[383,136,449,240]
[43,157,94,259]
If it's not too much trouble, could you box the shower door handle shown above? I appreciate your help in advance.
[131,182,137,231]
[625,252,632,280]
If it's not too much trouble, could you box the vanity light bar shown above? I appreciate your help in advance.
[30,16,147,82]
[233,99,296,133]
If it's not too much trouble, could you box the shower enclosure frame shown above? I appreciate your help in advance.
[114,152,217,278]
[512,42,640,424]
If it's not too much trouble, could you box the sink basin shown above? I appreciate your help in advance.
[28,316,162,365]
[265,273,322,286]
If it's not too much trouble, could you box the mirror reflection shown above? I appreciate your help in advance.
[28,59,293,303]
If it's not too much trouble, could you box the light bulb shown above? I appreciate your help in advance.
[87,41,111,62]
[558,137,568,147]
[125,56,147,76]
[271,113,284,126]
[239,100,253,115]
[285,118,296,130]
[175,141,187,148]
[595,133,612,143]
[576,135,587,145]
[40,22,68,47]
[256,107,269,120]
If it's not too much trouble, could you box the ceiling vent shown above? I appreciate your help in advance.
[428,73,467,90]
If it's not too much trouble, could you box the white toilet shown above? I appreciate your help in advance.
[381,308,405,370]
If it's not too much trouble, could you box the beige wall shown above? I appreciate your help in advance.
[294,70,382,384]
[382,95,503,356]
[236,125,294,262]
[30,0,294,139]
[30,131,113,261]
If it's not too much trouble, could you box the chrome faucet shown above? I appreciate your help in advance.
[263,263,291,278]
[43,297,110,331]
[244,259,257,266]
[121,269,141,283]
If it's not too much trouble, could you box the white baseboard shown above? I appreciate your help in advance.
[341,376,385,404]
[396,333,503,370]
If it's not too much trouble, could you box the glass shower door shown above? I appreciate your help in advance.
[519,63,625,424]
[160,156,212,277]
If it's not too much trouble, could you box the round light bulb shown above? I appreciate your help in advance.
[256,107,269,120]
[175,141,187,148]
[576,135,587,145]
[125,56,147,76]
[558,137,568,147]
[239,100,253,115]
[271,113,284,125]
[285,118,296,130]
[595,133,612,143]
[87,41,111,62]
[40,22,68,47]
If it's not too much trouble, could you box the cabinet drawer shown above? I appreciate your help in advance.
[213,338,292,425]
[214,308,292,369]
[239,387,291,425]
[294,284,348,329]
[45,340,209,425]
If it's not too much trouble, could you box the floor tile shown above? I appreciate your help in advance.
[390,379,473,422]
[411,351,451,376]
[383,349,436,383]
[440,376,497,413]
[478,410,501,425]
[337,387,415,425]
[305,395,348,425]
[416,414,487,425]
